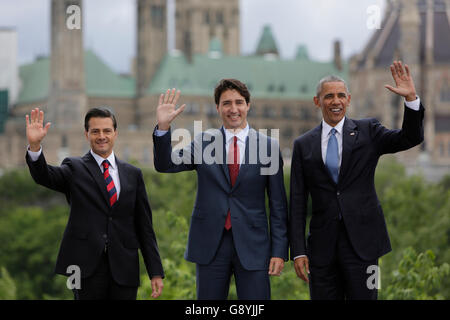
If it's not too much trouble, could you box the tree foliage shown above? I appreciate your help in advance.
[0,157,448,300]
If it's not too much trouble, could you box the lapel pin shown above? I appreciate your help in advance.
[350,132,355,136]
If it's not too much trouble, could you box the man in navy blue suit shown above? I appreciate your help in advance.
[153,79,288,299]
[289,61,424,299]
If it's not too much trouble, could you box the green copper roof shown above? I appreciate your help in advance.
[295,45,309,60]
[16,50,135,105]
[256,25,279,56]
[147,51,348,100]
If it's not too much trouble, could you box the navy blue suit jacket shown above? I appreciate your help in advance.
[153,127,289,271]
[289,104,425,266]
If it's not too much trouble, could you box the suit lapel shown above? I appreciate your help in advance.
[220,127,231,185]
[82,152,110,207]
[338,118,358,186]
[115,156,127,202]
[231,128,254,191]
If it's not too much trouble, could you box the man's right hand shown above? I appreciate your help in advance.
[156,88,186,131]
[26,107,51,152]
[294,256,310,283]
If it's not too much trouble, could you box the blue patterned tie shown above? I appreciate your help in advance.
[325,128,339,184]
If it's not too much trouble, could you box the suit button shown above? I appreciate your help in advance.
[109,217,113,221]
[337,191,340,196]
[103,234,107,239]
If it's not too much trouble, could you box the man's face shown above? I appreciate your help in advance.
[216,89,250,130]
[314,82,351,127]
[85,117,117,158]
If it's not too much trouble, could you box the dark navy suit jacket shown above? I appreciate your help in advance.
[289,104,425,266]
[153,127,289,271]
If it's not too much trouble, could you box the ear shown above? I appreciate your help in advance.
[347,94,351,106]
[313,96,320,109]
[84,131,89,140]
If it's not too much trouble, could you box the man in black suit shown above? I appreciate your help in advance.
[25,107,164,300]
[289,61,424,300]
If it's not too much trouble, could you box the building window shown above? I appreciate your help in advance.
[300,107,312,121]
[263,105,275,118]
[204,11,210,24]
[216,12,224,25]
[440,81,450,102]
[151,5,164,29]
[282,106,291,119]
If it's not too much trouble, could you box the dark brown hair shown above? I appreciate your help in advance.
[84,107,117,132]
[214,78,250,105]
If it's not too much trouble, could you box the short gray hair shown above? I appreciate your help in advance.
[316,75,349,97]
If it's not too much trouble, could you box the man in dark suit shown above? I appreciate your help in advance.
[153,79,288,299]
[289,61,424,300]
[25,107,164,300]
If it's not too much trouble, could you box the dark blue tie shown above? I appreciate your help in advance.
[325,128,339,184]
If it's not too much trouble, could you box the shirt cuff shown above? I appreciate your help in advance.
[404,96,420,111]
[154,129,169,137]
[27,146,42,162]
[294,255,307,260]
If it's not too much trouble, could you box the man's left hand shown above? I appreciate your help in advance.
[385,60,417,101]
[151,276,164,298]
[268,257,284,276]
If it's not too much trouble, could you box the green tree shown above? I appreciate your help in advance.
[0,267,17,300]
[381,247,450,300]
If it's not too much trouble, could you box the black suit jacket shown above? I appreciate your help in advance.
[289,104,425,266]
[26,151,164,287]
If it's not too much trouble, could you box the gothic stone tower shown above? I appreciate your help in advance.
[349,0,450,169]
[175,0,240,58]
[47,0,86,130]
[136,0,168,98]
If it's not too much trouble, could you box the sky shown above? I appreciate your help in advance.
[0,0,386,74]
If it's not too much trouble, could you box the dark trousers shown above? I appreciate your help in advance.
[72,251,138,300]
[309,220,378,300]
[196,229,271,300]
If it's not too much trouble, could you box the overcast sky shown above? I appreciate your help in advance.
[0,0,386,74]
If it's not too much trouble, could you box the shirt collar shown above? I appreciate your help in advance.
[90,149,116,169]
[223,123,250,144]
[322,117,345,136]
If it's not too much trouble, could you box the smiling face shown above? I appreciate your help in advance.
[85,117,117,158]
[314,81,351,127]
[216,89,250,130]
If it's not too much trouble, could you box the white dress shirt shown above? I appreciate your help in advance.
[27,147,121,199]
[294,97,421,261]
[223,124,249,165]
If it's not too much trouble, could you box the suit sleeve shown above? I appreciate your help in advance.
[25,151,72,195]
[152,126,196,173]
[372,102,425,155]
[266,142,289,261]
[134,169,165,279]
[288,139,309,259]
